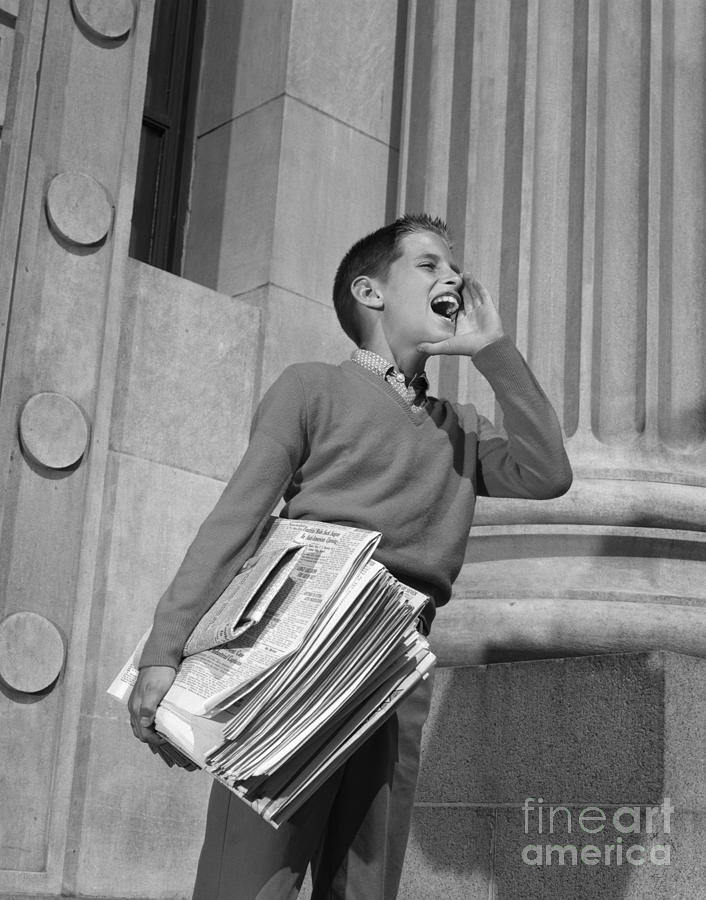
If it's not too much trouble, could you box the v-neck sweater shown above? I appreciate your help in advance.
[140,337,572,669]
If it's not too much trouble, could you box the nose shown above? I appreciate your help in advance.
[441,269,463,294]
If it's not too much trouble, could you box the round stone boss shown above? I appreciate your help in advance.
[0,612,65,693]
[71,0,134,41]
[19,392,90,469]
[46,172,113,246]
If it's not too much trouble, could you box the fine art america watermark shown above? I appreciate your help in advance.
[521,797,673,867]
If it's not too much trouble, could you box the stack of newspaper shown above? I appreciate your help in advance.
[108,517,435,828]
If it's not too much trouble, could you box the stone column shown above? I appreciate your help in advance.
[397,0,706,664]
[0,1,154,895]
[181,0,408,396]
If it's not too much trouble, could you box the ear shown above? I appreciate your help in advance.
[351,275,384,309]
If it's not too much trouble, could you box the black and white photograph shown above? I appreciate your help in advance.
[0,1,704,898]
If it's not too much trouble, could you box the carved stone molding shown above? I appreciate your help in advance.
[71,0,134,42]
[19,391,89,469]
[46,172,113,247]
[0,611,65,693]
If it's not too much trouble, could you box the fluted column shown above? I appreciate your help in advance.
[397,0,706,664]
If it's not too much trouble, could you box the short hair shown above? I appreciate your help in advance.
[333,213,450,345]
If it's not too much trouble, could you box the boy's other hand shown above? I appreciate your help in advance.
[129,665,175,745]
[128,665,196,769]
[418,276,505,357]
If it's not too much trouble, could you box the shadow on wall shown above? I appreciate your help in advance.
[401,654,678,899]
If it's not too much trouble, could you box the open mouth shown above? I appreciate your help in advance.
[430,294,462,321]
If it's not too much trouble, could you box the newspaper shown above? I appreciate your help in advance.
[212,567,426,779]
[108,517,435,828]
[183,543,305,656]
[108,518,381,713]
[262,651,436,826]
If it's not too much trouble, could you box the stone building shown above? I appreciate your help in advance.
[0,1,704,898]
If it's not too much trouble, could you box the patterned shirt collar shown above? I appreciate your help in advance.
[351,348,429,404]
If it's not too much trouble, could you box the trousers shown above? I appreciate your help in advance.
[192,669,434,900]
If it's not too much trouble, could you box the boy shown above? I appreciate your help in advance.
[129,214,572,899]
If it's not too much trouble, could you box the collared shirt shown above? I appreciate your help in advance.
[351,348,429,413]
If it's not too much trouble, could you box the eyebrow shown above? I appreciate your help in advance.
[416,252,461,275]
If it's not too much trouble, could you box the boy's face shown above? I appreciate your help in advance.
[373,230,464,357]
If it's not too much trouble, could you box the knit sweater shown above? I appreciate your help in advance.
[140,336,572,669]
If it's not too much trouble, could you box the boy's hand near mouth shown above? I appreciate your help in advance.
[419,275,505,358]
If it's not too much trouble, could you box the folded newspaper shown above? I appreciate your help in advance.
[108,517,436,828]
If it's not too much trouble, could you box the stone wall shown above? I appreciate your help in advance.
[401,652,706,899]
[181,0,406,393]
[0,2,162,896]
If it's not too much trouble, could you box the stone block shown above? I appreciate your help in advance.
[493,805,680,900]
[196,0,291,136]
[55,7,134,189]
[0,688,63,872]
[73,712,207,898]
[259,284,356,397]
[287,0,400,143]
[29,235,110,403]
[112,260,260,482]
[663,654,706,808]
[620,811,706,900]
[96,451,227,675]
[185,93,394,317]
[271,97,393,305]
[0,451,92,872]
[70,451,224,894]
[184,98,283,296]
[416,652,706,807]
[398,807,494,899]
